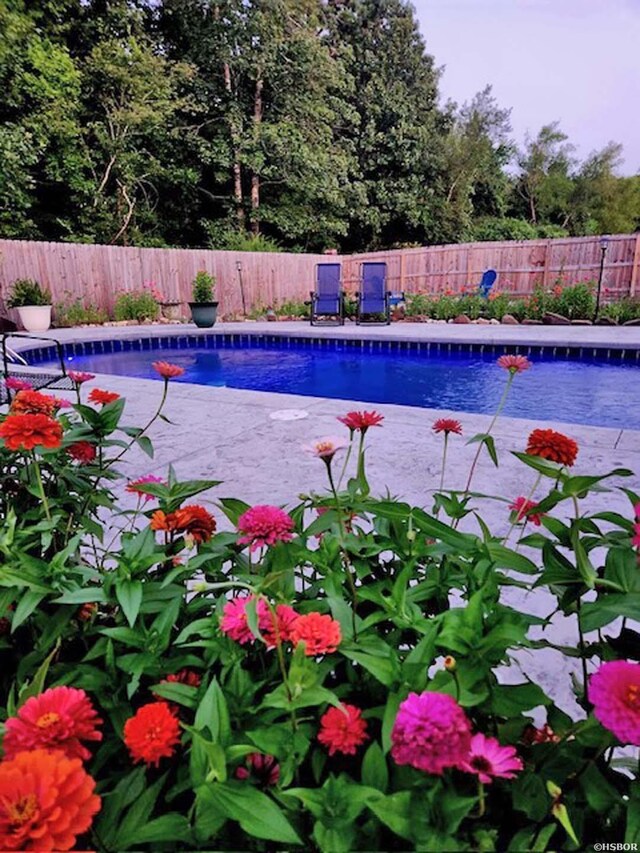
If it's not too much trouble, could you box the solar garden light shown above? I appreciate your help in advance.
[594,235,609,322]
[235,260,247,318]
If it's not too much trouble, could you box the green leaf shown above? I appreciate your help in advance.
[361,741,388,792]
[52,587,107,605]
[198,782,301,846]
[217,497,251,525]
[115,579,143,628]
[367,791,412,841]
[580,594,640,632]
[135,435,154,457]
[195,677,231,745]
[12,590,47,631]
[488,682,551,717]
[124,814,191,846]
[113,773,167,848]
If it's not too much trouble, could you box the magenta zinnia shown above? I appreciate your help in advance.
[458,733,523,783]
[509,496,544,526]
[633,503,640,548]
[390,691,472,775]
[220,595,298,647]
[237,505,295,552]
[497,354,531,374]
[126,474,165,501]
[589,660,640,745]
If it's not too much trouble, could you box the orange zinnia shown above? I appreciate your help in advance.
[123,702,181,767]
[526,428,578,467]
[0,413,63,451]
[0,748,101,851]
[150,505,216,544]
[152,361,185,379]
[88,388,120,405]
[290,612,342,656]
[9,389,58,416]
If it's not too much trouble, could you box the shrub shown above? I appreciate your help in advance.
[114,290,160,322]
[470,216,538,242]
[600,297,640,324]
[192,270,216,303]
[554,280,595,320]
[275,299,308,318]
[54,296,109,327]
[404,292,432,317]
[1,359,638,851]
[6,278,52,308]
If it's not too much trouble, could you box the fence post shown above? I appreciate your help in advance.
[630,233,640,298]
[542,240,552,288]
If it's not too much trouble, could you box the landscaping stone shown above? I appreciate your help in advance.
[623,318,640,326]
[453,314,471,324]
[522,319,543,325]
[571,319,593,325]
[475,317,491,324]
[595,317,618,325]
[543,312,571,325]
[501,314,519,325]
[489,318,500,324]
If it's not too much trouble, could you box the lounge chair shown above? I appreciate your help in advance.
[310,263,344,326]
[478,269,497,298]
[1,333,75,404]
[356,262,390,325]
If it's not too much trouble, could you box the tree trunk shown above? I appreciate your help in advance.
[217,5,244,228]
[250,76,263,236]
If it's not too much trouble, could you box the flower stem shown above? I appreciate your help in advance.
[32,454,51,523]
[336,433,354,489]
[463,372,514,497]
[503,472,542,546]
[327,460,358,639]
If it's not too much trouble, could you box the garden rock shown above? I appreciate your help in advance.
[571,319,593,325]
[595,317,618,325]
[501,314,519,325]
[543,312,570,325]
[475,317,491,324]
[623,318,640,326]
[522,319,543,325]
[453,314,471,324]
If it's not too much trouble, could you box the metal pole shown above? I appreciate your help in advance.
[236,262,247,318]
[594,240,608,322]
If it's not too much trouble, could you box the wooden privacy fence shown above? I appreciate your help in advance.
[0,234,639,318]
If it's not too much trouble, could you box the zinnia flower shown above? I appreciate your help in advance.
[88,388,120,405]
[68,370,95,384]
[522,723,559,745]
[303,437,348,462]
[4,377,33,391]
[589,660,640,745]
[432,418,463,436]
[126,474,165,501]
[152,361,185,379]
[237,505,295,552]
[236,753,280,786]
[458,733,523,783]
[67,441,96,464]
[509,496,544,526]
[0,749,101,852]
[526,428,578,467]
[123,702,181,767]
[2,686,103,762]
[632,503,640,548]
[9,390,57,415]
[150,505,216,544]
[0,413,63,451]
[497,354,532,374]
[290,612,342,656]
[163,669,201,688]
[318,703,369,756]
[390,691,472,775]
[220,596,297,648]
[338,410,384,434]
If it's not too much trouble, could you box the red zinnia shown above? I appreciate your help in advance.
[9,389,58,416]
[509,496,544,526]
[0,413,63,451]
[2,686,103,762]
[0,749,101,852]
[67,441,96,464]
[290,612,342,656]
[318,703,369,756]
[88,388,120,405]
[152,361,185,379]
[497,354,532,374]
[150,505,216,544]
[237,505,295,552]
[163,669,202,689]
[432,418,463,436]
[123,702,181,767]
[526,428,578,467]
[338,410,384,434]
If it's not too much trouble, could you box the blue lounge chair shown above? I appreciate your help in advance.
[356,262,390,325]
[310,263,344,326]
[478,269,497,298]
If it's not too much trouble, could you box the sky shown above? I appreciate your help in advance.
[414,0,640,175]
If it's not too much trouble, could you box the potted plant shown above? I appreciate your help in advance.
[6,278,53,332]
[189,270,218,328]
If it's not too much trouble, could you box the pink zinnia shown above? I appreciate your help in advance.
[220,595,297,647]
[432,418,463,436]
[237,505,295,552]
[458,733,523,784]
[509,496,544,526]
[236,753,280,786]
[4,377,33,391]
[126,474,165,501]
[632,503,640,548]
[2,686,103,761]
[338,410,384,434]
[68,370,95,384]
[303,437,348,461]
[497,354,531,374]
[590,660,640,745]
[390,692,472,775]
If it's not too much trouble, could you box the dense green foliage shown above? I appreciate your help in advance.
[0,1,638,251]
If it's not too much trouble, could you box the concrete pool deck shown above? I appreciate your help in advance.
[5,322,640,723]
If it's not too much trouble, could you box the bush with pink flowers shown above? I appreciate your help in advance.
[0,359,639,851]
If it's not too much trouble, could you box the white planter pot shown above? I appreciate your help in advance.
[17,305,52,333]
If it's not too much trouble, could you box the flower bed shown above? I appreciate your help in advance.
[0,360,639,851]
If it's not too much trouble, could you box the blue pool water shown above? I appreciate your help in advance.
[53,342,640,430]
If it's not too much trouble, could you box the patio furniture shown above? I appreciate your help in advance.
[478,269,498,298]
[310,263,344,326]
[1,333,75,404]
[356,262,390,325]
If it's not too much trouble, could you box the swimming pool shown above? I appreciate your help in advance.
[43,335,640,430]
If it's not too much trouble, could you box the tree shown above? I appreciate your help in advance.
[513,122,575,227]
